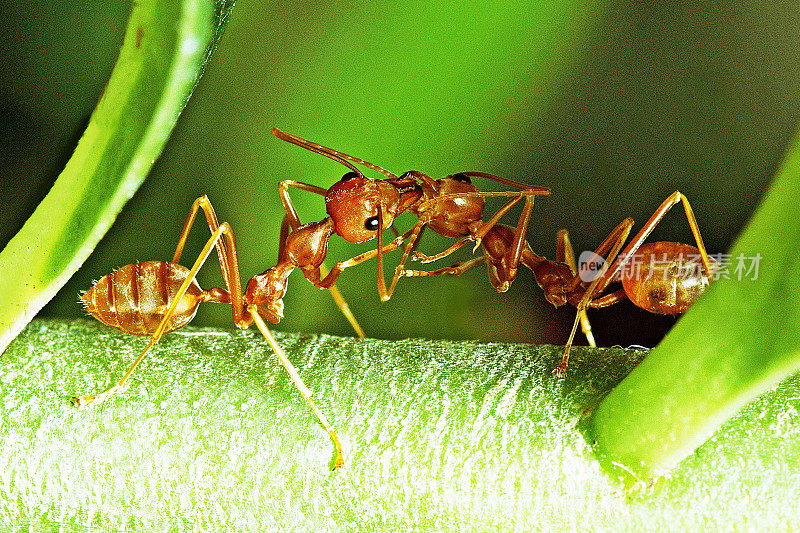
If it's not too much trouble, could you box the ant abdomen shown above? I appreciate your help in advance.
[82,261,204,335]
[621,242,717,315]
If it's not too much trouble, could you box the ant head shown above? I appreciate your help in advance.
[325,173,400,243]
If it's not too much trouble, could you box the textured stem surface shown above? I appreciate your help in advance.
[1,320,798,530]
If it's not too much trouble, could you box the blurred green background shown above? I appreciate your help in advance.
[2,1,798,346]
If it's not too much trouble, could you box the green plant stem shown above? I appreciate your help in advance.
[0,0,232,355]
[586,128,800,484]
[2,319,799,530]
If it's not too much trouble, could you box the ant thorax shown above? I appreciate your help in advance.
[412,174,486,238]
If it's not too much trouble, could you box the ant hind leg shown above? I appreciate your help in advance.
[74,223,235,406]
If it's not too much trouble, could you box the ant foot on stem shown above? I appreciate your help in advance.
[551,363,568,377]
[333,449,345,470]
[72,384,124,407]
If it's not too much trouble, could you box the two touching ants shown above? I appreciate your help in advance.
[75,128,716,468]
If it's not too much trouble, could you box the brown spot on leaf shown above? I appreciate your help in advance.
[136,26,144,48]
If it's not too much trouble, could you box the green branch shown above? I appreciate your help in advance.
[0,0,234,355]
[2,320,799,529]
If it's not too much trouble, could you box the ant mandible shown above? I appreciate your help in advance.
[74,128,549,468]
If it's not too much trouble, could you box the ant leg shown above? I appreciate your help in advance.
[605,191,713,284]
[376,209,388,298]
[278,214,292,259]
[383,219,427,300]
[170,196,248,325]
[171,195,212,264]
[433,193,532,289]
[309,229,415,289]
[443,171,549,257]
[588,289,627,308]
[75,222,235,406]
[557,230,596,348]
[399,256,486,278]
[278,180,327,231]
[278,180,366,337]
[319,264,365,338]
[558,192,712,314]
[171,196,234,299]
[420,187,545,279]
[402,190,537,283]
[412,235,473,264]
[412,195,526,264]
[407,189,536,271]
[249,305,344,469]
[552,218,635,376]
[504,195,534,286]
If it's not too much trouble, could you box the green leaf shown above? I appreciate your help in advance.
[586,127,800,484]
[0,0,234,354]
[2,319,799,529]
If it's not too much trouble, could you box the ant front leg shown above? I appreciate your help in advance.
[305,227,415,291]
[381,217,427,300]
[248,307,345,469]
[399,256,486,279]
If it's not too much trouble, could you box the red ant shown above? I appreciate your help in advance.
[404,190,717,374]
[548,192,717,373]
[267,129,551,301]
[74,128,549,469]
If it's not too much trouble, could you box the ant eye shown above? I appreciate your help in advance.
[341,171,359,181]
[451,173,471,183]
[364,216,380,231]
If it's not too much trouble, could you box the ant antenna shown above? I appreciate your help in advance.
[272,128,399,180]
[454,172,552,196]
